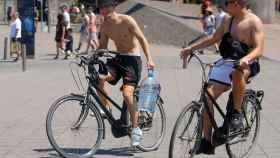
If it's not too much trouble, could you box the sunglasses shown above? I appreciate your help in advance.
[225,0,236,6]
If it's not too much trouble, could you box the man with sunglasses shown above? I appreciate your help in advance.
[181,0,264,155]
[97,0,155,146]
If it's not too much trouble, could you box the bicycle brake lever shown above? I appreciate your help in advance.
[187,52,195,64]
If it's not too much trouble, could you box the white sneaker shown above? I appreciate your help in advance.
[131,127,142,146]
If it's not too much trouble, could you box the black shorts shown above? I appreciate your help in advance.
[106,55,142,87]
[249,61,260,78]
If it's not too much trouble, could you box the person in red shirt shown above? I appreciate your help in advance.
[86,8,99,54]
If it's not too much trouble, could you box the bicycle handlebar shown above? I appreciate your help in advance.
[186,50,241,83]
[187,50,240,68]
[79,49,120,66]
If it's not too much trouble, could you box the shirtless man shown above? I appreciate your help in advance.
[97,0,155,146]
[181,0,264,154]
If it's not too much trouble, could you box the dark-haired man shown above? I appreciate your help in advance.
[181,0,264,154]
[97,0,155,146]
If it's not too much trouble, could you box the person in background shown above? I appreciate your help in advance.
[198,7,219,54]
[54,14,66,59]
[75,11,90,54]
[9,12,22,61]
[86,8,99,54]
[96,13,104,40]
[61,5,71,30]
[34,7,39,32]
[7,6,12,24]
[215,5,227,31]
[64,28,74,59]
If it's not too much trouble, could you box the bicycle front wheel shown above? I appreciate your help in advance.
[137,97,166,152]
[46,94,104,158]
[226,94,260,158]
[169,101,203,158]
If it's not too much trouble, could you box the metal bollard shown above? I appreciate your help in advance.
[182,41,187,69]
[22,44,26,72]
[4,37,8,60]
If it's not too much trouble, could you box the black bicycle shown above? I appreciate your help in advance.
[46,49,166,158]
[169,50,264,158]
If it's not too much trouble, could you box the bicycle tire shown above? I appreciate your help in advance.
[46,94,104,158]
[169,101,203,158]
[226,94,260,158]
[136,97,166,152]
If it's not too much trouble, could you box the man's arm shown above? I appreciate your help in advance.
[15,20,21,38]
[243,18,264,62]
[98,25,109,49]
[188,16,227,51]
[127,16,153,64]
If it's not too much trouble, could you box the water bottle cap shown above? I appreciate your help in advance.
[148,69,154,77]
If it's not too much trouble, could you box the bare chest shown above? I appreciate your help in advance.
[231,20,252,44]
[104,23,132,41]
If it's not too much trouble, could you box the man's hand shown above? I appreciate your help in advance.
[147,59,155,69]
[239,56,250,68]
[180,46,192,59]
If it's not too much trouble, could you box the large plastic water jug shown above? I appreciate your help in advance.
[137,69,161,113]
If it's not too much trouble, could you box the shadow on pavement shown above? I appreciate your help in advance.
[0,59,16,62]
[95,147,142,157]
[34,146,143,157]
[125,3,145,15]
[33,148,60,158]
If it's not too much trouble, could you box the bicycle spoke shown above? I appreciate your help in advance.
[226,96,260,158]
[46,95,104,158]
[169,103,202,158]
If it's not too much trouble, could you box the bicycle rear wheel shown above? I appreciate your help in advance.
[169,101,203,158]
[226,94,260,158]
[46,94,104,158]
[136,97,166,152]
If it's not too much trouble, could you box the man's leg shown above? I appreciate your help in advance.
[204,82,229,141]
[97,74,114,109]
[55,42,60,59]
[14,41,21,61]
[231,67,250,129]
[76,42,82,52]
[231,67,250,112]
[122,85,138,128]
[196,82,229,155]
[90,34,99,51]
[91,40,99,51]
[85,38,91,54]
[122,84,142,146]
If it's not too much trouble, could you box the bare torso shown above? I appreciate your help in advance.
[224,13,259,47]
[101,14,140,54]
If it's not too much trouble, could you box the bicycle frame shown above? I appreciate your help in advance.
[188,51,242,131]
[87,80,129,126]
[200,82,226,130]
[71,51,134,138]
[75,50,164,139]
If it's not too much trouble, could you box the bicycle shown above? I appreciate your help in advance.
[169,50,264,158]
[46,49,166,158]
